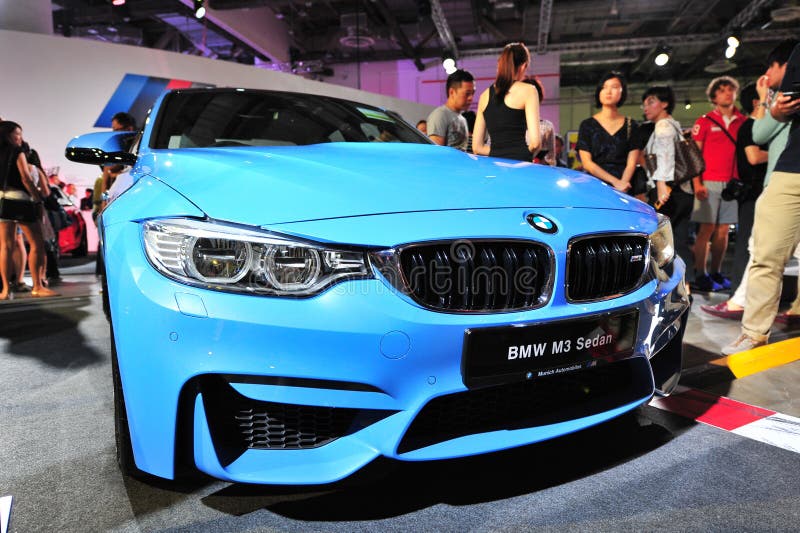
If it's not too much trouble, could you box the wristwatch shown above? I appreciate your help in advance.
[758,101,769,108]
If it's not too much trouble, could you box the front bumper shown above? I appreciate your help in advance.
[105,220,689,485]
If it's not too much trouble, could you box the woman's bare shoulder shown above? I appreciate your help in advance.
[511,81,536,94]
[477,88,491,109]
[506,82,535,108]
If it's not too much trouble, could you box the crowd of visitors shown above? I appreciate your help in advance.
[2,39,800,359]
[422,39,800,355]
[0,120,59,299]
[0,111,137,299]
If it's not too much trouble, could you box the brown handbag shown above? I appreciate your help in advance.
[643,121,705,185]
[643,152,658,176]
[673,122,705,184]
[642,127,659,175]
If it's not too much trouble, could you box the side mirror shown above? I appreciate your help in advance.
[65,131,137,166]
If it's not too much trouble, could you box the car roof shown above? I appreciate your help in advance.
[162,87,388,113]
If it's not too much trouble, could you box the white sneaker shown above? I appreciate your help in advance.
[721,333,766,356]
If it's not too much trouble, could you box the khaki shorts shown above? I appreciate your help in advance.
[691,180,738,224]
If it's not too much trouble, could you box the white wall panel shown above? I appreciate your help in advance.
[0,30,433,188]
[0,0,52,35]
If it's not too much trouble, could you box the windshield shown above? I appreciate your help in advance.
[151,90,430,149]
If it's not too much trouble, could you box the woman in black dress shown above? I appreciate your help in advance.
[472,42,540,161]
[0,121,58,299]
[577,71,639,192]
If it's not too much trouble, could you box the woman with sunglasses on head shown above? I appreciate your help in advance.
[0,121,58,299]
[472,42,541,161]
[577,71,639,192]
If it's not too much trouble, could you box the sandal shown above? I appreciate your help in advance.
[700,301,743,320]
[31,287,60,298]
[775,312,800,326]
[12,282,31,293]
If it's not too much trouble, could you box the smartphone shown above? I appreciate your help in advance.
[779,44,800,95]
[784,91,800,101]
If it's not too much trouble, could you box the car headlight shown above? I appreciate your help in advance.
[142,218,372,296]
[649,213,675,268]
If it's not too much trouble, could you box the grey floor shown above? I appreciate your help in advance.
[1,256,799,532]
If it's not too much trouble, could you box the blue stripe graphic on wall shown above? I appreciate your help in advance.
[96,74,215,129]
[95,74,151,128]
[127,77,171,126]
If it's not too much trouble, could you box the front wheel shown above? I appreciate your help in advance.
[110,320,145,479]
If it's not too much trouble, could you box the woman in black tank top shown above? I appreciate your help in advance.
[472,43,541,162]
[0,121,59,299]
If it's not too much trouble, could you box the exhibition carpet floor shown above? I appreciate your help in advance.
[0,260,798,532]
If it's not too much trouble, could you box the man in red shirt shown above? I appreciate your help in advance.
[691,76,745,292]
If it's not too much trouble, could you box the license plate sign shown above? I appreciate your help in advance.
[462,310,638,389]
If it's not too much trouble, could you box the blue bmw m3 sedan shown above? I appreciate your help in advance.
[65,88,689,485]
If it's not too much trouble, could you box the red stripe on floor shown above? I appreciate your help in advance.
[652,388,775,431]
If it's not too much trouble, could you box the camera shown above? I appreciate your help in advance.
[721,179,751,202]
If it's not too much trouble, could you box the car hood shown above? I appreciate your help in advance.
[138,143,650,225]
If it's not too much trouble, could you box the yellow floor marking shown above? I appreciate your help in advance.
[726,337,800,378]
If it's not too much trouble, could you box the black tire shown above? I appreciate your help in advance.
[110,302,195,487]
[101,258,110,323]
[110,320,145,479]
[104,255,201,487]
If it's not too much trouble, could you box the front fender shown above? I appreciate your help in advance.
[101,175,204,228]
[101,176,204,478]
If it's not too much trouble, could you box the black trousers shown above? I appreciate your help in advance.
[45,239,60,279]
[660,187,695,271]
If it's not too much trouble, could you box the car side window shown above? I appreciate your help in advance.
[360,123,381,141]
[151,91,429,148]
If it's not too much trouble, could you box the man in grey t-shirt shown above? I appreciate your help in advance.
[427,69,475,151]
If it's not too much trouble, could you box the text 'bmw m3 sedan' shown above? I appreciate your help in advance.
[65,88,690,485]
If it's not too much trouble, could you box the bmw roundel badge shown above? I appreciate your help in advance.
[527,214,558,234]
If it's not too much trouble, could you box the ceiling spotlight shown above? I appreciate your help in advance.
[724,32,740,59]
[194,0,206,19]
[684,99,692,110]
[112,0,126,5]
[442,56,457,74]
[654,45,671,67]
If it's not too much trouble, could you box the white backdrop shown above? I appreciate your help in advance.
[0,29,434,190]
